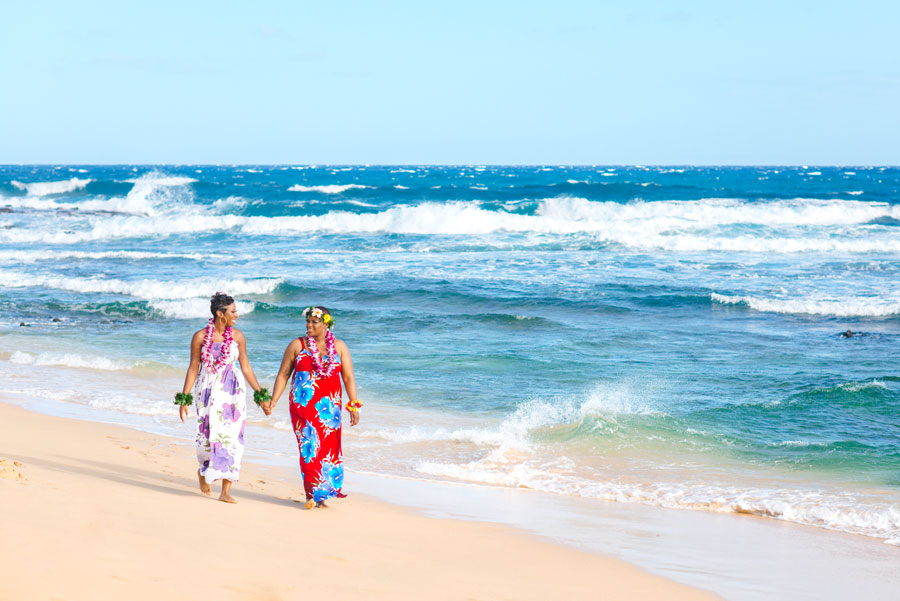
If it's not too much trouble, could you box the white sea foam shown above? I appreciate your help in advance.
[122,175,197,186]
[839,380,887,392]
[364,380,665,454]
[113,172,196,215]
[85,397,181,417]
[288,184,372,193]
[3,172,195,216]
[537,196,900,228]
[0,212,246,244]
[414,460,900,542]
[7,350,140,371]
[11,177,92,196]
[0,249,212,263]
[345,199,378,208]
[711,293,900,317]
[349,382,900,543]
[148,298,255,319]
[0,269,282,301]
[211,196,249,213]
[7,197,900,254]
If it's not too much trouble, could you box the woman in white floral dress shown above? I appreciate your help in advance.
[178,293,264,503]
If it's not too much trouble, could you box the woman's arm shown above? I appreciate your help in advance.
[233,329,262,393]
[337,340,360,427]
[266,339,300,415]
[179,330,205,423]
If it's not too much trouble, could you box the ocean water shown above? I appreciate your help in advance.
[1,165,899,546]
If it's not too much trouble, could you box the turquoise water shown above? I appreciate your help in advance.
[1,165,898,543]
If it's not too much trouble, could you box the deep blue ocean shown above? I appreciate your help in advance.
[1,165,898,544]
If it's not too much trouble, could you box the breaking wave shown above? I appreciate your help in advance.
[6,197,900,253]
[711,293,900,317]
[11,177,92,196]
[0,269,282,301]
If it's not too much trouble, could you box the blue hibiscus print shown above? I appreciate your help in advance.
[299,423,319,464]
[315,396,341,432]
[312,484,334,503]
[321,458,343,491]
[291,371,315,406]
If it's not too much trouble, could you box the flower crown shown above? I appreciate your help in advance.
[302,306,334,329]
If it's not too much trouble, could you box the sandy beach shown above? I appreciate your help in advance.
[0,401,719,601]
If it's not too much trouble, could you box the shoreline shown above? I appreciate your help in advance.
[3,394,900,600]
[0,400,720,601]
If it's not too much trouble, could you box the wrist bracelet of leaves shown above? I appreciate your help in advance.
[253,388,272,406]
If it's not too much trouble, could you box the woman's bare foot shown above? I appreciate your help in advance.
[219,479,237,503]
[304,498,315,509]
[316,500,328,508]
[197,469,211,495]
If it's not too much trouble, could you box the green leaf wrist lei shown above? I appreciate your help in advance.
[253,388,272,406]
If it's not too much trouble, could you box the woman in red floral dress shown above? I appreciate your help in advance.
[266,306,361,508]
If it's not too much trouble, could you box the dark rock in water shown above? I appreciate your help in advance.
[19,322,28,327]
[52,318,62,322]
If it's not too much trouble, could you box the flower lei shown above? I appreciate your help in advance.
[305,330,340,379]
[201,318,234,373]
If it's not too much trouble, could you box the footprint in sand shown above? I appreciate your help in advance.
[0,458,26,483]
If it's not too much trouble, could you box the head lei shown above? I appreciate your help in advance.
[303,306,334,329]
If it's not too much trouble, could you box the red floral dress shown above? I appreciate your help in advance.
[288,338,344,502]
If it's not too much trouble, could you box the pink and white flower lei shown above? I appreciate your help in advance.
[305,330,339,379]
[201,318,234,373]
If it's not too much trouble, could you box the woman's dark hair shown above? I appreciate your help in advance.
[210,292,234,318]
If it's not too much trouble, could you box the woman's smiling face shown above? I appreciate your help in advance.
[220,303,238,326]
[306,315,326,337]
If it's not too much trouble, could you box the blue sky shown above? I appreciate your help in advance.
[1,1,898,164]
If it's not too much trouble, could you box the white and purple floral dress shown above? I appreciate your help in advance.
[194,341,246,483]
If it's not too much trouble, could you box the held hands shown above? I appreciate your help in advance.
[253,388,273,416]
